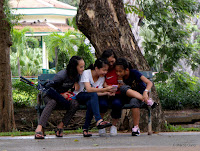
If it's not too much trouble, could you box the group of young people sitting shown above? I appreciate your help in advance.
[34,49,156,139]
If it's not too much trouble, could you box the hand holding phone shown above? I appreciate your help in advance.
[111,85,118,91]
[117,80,124,85]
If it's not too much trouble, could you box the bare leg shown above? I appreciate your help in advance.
[57,122,64,129]
[100,113,105,119]
[112,118,118,126]
[35,125,44,138]
[56,122,64,136]
[35,125,43,132]
[126,89,143,101]
[131,108,140,126]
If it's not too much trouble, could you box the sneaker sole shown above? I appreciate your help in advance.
[99,134,106,137]
[110,133,117,136]
[132,132,140,136]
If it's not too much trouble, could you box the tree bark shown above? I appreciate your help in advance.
[77,0,165,132]
[0,0,16,132]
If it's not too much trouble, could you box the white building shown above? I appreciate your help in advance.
[10,0,77,71]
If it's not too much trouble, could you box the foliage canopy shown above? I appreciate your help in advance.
[126,0,200,74]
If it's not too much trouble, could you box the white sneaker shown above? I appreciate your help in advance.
[132,125,140,136]
[99,128,106,136]
[110,125,117,136]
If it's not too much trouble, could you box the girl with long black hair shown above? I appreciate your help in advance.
[35,56,85,139]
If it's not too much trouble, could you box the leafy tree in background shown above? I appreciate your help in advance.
[10,48,42,76]
[77,43,95,68]
[45,30,82,72]
[126,0,200,75]
[11,27,40,76]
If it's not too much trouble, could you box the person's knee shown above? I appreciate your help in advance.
[89,92,98,99]
[46,97,57,108]
[120,85,131,95]
[130,98,141,108]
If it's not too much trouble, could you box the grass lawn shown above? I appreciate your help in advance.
[0,126,200,136]
[0,128,98,136]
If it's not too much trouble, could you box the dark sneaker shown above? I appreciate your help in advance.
[132,126,140,136]
[151,102,158,109]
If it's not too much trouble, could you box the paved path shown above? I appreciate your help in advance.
[0,132,200,151]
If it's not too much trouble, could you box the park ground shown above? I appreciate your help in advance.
[0,132,200,151]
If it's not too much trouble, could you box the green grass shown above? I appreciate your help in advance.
[165,124,200,132]
[0,128,98,137]
[1,125,199,136]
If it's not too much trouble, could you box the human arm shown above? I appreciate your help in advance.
[60,92,74,100]
[140,75,153,103]
[84,82,113,93]
[74,82,80,91]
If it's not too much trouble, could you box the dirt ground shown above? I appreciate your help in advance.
[14,107,88,131]
[14,107,200,132]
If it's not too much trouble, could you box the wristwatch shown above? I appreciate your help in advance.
[144,89,149,92]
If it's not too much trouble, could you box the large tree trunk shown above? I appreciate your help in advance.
[77,0,165,132]
[0,0,16,132]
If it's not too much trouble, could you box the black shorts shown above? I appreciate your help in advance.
[120,85,146,108]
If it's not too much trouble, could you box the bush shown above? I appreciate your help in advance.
[12,79,39,107]
[155,71,200,110]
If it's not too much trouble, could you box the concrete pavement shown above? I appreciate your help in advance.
[0,132,200,151]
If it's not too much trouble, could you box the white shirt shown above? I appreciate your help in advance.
[74,69,105,94]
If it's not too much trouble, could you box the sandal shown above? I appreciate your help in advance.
[35,131,45,139]
[97,120,112,129]
[54,128,63,137]
[83,129,92,137]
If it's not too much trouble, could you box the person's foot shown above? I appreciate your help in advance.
[147,98,158,109]
[96,120,112,129]
[55,128,63,137]
[132,125,140,136]
[35,131,45,139]
[147,98,154,106]
[110,125,117,136]
[83,129,92,137]
[99,128,106,136]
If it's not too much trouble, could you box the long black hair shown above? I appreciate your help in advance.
[87,58,109,70]
[115,58,133,70]
[67,56,83,79]
[101,49,117,60]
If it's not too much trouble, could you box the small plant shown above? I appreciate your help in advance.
[12,79,39,107]
[165,123,200,132]
[155,71,200,110]
[0,128,98,136]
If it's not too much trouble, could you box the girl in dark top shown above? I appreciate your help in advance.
[35,56,85,139]
[115,58,154,136]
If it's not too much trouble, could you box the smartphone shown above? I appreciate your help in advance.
[112,85,118,89]
[117,80,124,84]
[111,85,118,91]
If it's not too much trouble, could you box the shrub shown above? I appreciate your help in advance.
[155,71,200,110]
[12,79,39,107]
